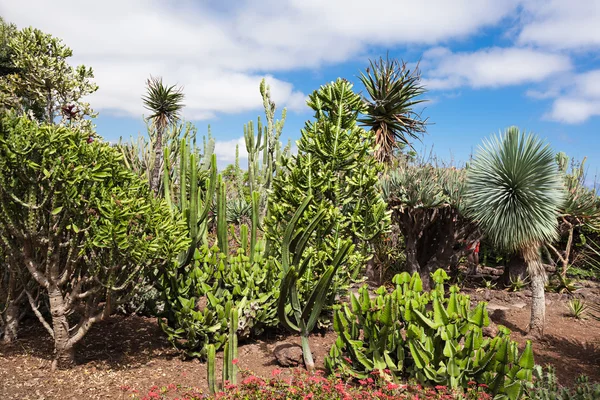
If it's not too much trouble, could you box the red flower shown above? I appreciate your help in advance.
[387,383,399,390]
[232,358,239,365]
[271,369,282,377]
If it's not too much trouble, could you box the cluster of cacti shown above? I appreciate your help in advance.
[525,366,600,400]
[243,79,289,215]
[277,196,354,372]
[157,134,279,357]
[266,78,389,315]
[207,308,239,394]
[325,269,534,399]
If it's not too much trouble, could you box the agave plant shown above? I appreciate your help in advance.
[466,127,565,337]
[567,298,587,319]
[142,76,185,194]
[359,56,428,164]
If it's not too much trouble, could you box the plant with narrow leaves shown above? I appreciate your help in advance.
[325,269,535,399]
[359,56,428,164]
[142,76,185,194]
[466,127,565,337]
[278,196,353,372]
[567,298,587,320]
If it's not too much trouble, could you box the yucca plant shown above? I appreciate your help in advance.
[466,127,565,337]
[567,298,587,319]
[359,56,428,164]
[142,76,185,194]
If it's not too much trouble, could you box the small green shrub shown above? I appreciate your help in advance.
[525,365,600,400]
[325,269,534,399]
[567,299,587,320]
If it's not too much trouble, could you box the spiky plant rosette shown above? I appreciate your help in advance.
[465,127,565,254]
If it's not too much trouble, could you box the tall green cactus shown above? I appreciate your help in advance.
[243,79,287,216]
[277,195,353,372]
[207,308,239,394]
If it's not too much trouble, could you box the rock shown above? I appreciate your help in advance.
[274,343,304,367]
[487,303,511,311]
[512,302,527,309]
[483,322,499,338]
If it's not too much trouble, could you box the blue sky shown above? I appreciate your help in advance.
[2,0,600,180]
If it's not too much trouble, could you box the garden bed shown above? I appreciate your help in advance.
[1,290,598,399]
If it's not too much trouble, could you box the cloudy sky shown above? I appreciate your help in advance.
[2,0,600,176]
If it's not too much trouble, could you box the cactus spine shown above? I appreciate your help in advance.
[277,195,353,372]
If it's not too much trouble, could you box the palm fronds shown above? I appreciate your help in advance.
[359,56,428,164]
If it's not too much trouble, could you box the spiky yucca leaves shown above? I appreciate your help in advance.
[267,78,389,315]
[142,76,185,194]
[466,127,565,337]
[359,56,428,164]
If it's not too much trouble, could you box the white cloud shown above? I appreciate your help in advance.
[214,137,248,164]
[0,0,521,119]
[518,0,600,50]
[545,69,600,123]
[423,47,572,90]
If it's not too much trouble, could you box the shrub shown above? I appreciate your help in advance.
[525,366,600,400]
[325,270,534,400]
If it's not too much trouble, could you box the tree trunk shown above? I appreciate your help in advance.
[2,299,19,343]
[150,127,164,195]
[48,286,75,369]
[405,233,419,275]
[522,245,546,338]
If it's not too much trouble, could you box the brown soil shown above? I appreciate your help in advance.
[1,291,599,400]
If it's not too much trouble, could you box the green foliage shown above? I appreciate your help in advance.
[466,127,564,253]
[0,114,187,366]
[525,366,600,400]
[567,298,587,320]
[325,270,534,399]
[0,18,18,77]
[508,275,529,292]
[157,137,278,357]
[0,26,97,126]
[277,196,353,371]
[267,78,389,305]
[359,56,428,163]
[207,308,239,394]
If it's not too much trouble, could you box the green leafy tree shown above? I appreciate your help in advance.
[359,56,428,164]
[266,78,389,306]
[466,127,565,337]
[0,115,188,369]
[0,26,97,126]
[0,18,18,77]
[142,76,185,194]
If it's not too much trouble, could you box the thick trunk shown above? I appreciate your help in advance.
[529,273,546,338]
[2,300,19,343]
[405,233,419,275]
[48,286,75,369]
[522,245,546,338]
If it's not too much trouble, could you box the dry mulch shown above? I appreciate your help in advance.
[0,290,599,400]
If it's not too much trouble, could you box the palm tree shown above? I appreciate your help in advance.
[466,127,565,337]
[142,76,184,194]
[359,56,428,164]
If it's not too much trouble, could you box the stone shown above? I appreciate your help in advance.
[512,302,527,309]
[273,343,304,367]
[482,322,499,338]
[487,303,511,311]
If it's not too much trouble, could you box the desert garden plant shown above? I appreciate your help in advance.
[567,298,587,319]
[0,115,189,368]
[466,127,565,337]
[359,56,428,164]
